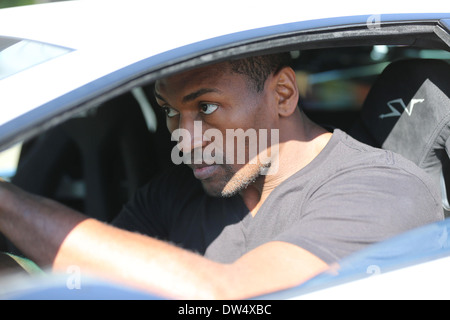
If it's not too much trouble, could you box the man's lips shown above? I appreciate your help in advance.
[190,164,219,180]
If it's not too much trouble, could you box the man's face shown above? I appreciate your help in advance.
[154,63,277,197]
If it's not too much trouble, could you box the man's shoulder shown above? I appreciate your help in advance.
[332,129,396,162]
[325,129,443,218]
[293,129,442,214]
[333,129,430,175]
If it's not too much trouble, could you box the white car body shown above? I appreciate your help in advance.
[0,0,448,128]
[0,0,450,300]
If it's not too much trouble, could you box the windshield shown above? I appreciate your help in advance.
[0,36,72,80]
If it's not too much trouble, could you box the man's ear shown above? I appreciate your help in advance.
[274,67,299,117]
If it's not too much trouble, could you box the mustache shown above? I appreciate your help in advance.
[180,147,227,165]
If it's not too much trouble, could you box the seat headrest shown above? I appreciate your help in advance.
[353,59,450,174]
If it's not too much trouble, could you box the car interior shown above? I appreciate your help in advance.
[0,44,449,265]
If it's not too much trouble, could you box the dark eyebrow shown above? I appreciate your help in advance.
[154,88,221,104]
[182,88,221,103]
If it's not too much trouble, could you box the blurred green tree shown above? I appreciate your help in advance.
[0,0,36,9]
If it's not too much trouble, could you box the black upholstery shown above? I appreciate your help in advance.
[2,88,176,256]
[12,92,160,222]
[350,59,450,214]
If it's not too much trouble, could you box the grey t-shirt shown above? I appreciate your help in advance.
[112,129,444,264]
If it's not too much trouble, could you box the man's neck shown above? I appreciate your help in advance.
[240,113,332,217]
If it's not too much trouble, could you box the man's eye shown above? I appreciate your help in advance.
[162,106,179,118]
[200,103,219,115]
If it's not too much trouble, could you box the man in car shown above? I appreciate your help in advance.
[0,53,444,299]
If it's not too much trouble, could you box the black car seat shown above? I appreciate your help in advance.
[11,89,172,222]
[349,59,450,216]
[2,86,175,256]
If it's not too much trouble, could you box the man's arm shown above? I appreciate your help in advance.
[0,181,328,299]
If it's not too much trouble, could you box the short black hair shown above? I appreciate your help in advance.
[228,52,292,92]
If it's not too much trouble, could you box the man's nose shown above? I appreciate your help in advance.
[176,117,205,152]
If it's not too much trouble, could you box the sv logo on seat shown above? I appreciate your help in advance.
[379,98,424,119]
